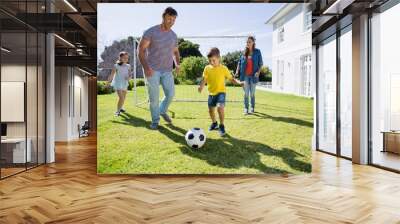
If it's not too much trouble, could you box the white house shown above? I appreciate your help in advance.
[266,4,313,97]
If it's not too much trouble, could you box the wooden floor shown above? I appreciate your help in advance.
[1,135,400,224]
[372,151,400,171]
[1,167,26,178]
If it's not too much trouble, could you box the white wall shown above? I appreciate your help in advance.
[55,67,89,141]
[55,66,67,141]
[271,4,312,97]
[72,72,89,138]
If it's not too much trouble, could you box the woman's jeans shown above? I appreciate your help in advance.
[243,76,256,109]
[147,71,175,124]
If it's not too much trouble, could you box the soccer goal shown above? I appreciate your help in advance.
[131,37,148,106]
[131,35,250,106]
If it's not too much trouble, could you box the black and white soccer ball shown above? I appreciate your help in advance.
[185,128,206,149]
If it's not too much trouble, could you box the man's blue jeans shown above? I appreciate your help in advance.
[147,71,175,124]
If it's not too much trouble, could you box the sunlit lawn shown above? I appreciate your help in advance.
[98,85,313,174]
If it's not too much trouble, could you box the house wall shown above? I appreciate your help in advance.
[271,4,313,97]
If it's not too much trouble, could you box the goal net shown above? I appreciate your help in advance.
[132,36,250,106]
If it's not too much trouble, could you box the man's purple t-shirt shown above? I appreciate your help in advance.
[142,25,178,73]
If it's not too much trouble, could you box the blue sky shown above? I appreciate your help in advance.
[98,3,283,67]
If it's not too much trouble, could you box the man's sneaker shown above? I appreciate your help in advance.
[114,111,121,116]
[243,108,249,115]
[219,124,226,136]
[209,122,219,131]
[149,123,158,130]
[249,108,254,114]
[119,108,126,113]
[160,113,172,123]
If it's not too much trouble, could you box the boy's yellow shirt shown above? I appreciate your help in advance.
[202,64,233,96]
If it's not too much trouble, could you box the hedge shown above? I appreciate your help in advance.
[97,81,115,94]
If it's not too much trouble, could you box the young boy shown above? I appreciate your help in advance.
[198,47,243,136]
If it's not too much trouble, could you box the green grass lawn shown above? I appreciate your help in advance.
[97,85,313,174]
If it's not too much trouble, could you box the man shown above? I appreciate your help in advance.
[139,7,180,130]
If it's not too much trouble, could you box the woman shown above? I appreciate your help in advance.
[108,51,132,116]
[235,36,263,114]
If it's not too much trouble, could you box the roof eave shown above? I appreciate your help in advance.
[265,3,299,25]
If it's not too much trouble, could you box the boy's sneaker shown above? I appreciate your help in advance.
[149,123,158,130]
[119,108,126,113]
[160,113,172,123]
[114,111,121,116]
[249,108,254,114]
[209,122,219,131]
[243,108,249,115]
[219,124,226,136]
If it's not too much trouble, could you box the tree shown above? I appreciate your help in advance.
[222,51,242,72]
[178,38,202,60]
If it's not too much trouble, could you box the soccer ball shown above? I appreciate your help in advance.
[185,128,206,149]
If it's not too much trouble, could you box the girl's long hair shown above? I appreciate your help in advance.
[116,51,129,65]
[244,36,256,58]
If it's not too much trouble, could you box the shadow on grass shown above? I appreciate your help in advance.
[250,111,313,128]
[255,103,312,115]
[111,112,152,129]
[170,111,313,128]
[134,101,312,128]
[113,112,311,174]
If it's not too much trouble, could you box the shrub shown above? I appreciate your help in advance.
[174,76,180,85]
[179,79,196,85]
[127,79,146,90]
[259,66,272,82]
[97,81,115,94]
[179,56,208,83]
[136,79,146,87]
[128,80,134,90]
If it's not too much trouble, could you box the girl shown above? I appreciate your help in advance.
[235,36,263,115]
[108,51,132,116]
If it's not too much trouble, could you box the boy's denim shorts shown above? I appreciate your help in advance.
[208,93,226,108]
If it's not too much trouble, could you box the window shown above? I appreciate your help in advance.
[317,35,337,154]
[0,1,47,179]
[279,60,284,90]
[370,3,400,171]
[339,26,352,158]
[300,54,312,96]
[390,75,400,130]
[304,11,312,32]
[275,60,285,91]
[316,25,353,159]
[278,27,285,43]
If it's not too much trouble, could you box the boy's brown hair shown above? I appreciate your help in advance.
[207,47,220,58]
